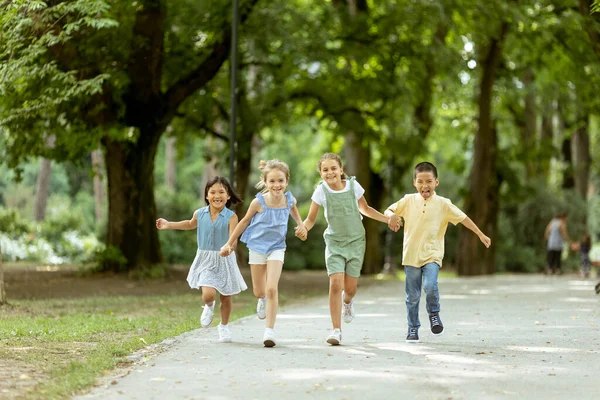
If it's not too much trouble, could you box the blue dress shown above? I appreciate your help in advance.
[240,191,294,254]
[186,206,247,295]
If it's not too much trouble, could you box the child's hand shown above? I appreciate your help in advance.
[156,218,169,230]
[479,234,491,248]
[295,225,308,241]
[220,244,232,256]
[570,242,580,251]
[387,215,402,232]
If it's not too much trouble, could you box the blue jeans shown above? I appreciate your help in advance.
[405,262,440,329]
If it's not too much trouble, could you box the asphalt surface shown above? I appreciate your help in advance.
[74,274,600,400]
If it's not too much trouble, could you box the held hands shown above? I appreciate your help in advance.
[479,234,491,248]
[295,225,308,241]
[220,243,233,257]
[156,218,169,230]
[387,214,402,232]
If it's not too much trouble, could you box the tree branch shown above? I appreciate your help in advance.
[163,0,260,118]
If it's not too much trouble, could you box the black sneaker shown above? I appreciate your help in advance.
[429,313,444,335]
[406,327,420,343]
[595,282,600,295]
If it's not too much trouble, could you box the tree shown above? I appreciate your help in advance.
[1,0,260,271]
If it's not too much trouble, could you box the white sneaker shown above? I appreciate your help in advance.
[326,328,342,345]
[263,328,277,347]
[200,303,214,328]
[218,323,232,343]
[256,297,267,320]
[342,291,355,323]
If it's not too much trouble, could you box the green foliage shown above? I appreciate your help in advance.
[155,187,200,263]
[91,245,128,271]
[0,206,31,236]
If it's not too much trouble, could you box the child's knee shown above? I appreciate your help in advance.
[265,286,278,299]
[329,279,343,294]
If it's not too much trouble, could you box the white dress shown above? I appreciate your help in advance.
[186,206,247,295]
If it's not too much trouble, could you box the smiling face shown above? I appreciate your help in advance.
[206,183,230,211]
[265,169,288,198]
[413,171,439,200]
[319,159,344,189]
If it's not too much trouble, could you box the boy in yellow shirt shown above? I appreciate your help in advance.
[385,162,491,343]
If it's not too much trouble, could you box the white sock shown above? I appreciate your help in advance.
[265,327,274,333]
[206,301,215,309]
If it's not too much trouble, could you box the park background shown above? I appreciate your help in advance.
[1,1,600,398]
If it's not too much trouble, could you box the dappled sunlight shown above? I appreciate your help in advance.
[372,342,434,355]
[277,368,408,382]
[506,346,584,353]
[468,289,491,295]
[355,313,390,318]
[278,313,330,319]
[560,297,598,303]
[35,265,61,272]
[568,281,595,286]
[425,354,488,364]
[338,348,378,356]
[441,295,469,299]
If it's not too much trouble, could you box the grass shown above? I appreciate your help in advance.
[0,289,307,400]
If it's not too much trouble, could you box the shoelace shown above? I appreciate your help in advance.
[409,328,418,336]
[430,314,440,326]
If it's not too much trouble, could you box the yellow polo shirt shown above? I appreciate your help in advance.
[387,192,466,268]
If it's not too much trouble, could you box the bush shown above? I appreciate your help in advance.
[154,187,200,263]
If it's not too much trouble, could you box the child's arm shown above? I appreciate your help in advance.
[156,210,198,230]
[460,216,491,248]
[220,200,260,256]
[290,201,307,241]
[227,212,240,251]
[302,201,321,232]
[384,208,402,232]
[358,197,401,232]
[544,221,552,240]
[559,220,571,244]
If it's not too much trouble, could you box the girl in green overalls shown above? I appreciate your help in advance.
[299,153,401,345]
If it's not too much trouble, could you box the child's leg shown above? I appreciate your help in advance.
[264,260,283,328]
[219,294,232,325]
[329,273,344,329]
[250,264,267,298]
[343,274,358,303]
[201,287,217,306]
[404,266,423,328]
[422,262,440,314]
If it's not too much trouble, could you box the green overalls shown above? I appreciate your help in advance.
[322,177,366,277]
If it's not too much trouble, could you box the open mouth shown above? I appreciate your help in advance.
[421,189,431,199]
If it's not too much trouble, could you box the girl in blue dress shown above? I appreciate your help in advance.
[220,160,307,347]
[156,176,247,343]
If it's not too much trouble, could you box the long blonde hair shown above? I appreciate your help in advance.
[318,153,347,179]
[255,159,291,192]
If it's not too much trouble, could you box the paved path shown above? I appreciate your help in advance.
[75,275,600,400]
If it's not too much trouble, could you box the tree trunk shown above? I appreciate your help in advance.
[456,22,508,276]
[539,100,554,181]
[165,136,177,190]
[0,245,5,306]
[523,68,537,180]
[343,130,383,274]
[91,148,105,224]
[103,130,162,271]
[34,157,52,221]
[572,113,591,200]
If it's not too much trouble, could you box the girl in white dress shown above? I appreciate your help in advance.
[156,177,247,342]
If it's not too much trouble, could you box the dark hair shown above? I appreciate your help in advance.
[204,176,242,208]
[414,162,438,179]
[318,153,347,179]
[555,211,568,219]
[582,233,591,246]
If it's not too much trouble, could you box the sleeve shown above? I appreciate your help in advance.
[353,180,366,200]
[387,196,407,216]
[311,185,325,206]
[445,199,467,225]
